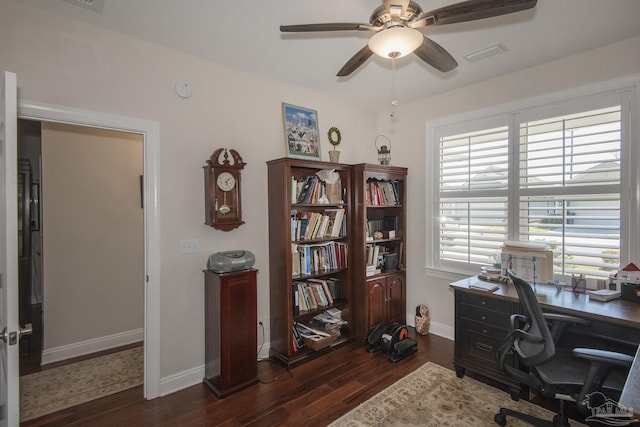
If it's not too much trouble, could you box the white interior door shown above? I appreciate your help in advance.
[1,71,20,426]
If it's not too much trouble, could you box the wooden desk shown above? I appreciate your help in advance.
[450,276,640,396]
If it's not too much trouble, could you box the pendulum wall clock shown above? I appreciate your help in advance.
[204,148,246,231]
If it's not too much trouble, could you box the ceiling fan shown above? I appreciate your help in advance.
[280,0,537,77]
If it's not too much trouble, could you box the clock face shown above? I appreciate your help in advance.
[216,172,236,192]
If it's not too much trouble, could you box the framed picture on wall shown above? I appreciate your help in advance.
[282,103,321,160]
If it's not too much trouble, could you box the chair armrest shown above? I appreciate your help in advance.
[543,312,590,326]
[573,348,634,368]
[510,314,528,330]
[573,348,634,414]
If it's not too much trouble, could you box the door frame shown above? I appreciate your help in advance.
[18,100,161,399]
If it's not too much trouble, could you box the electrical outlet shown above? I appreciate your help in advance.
[178,239,200,254]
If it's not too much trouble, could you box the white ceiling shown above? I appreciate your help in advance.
[13,0,640,112]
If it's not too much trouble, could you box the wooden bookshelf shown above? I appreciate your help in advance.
[352,164,408,337]
[267,158,354,368]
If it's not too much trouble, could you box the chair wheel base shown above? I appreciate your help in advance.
[494,413,507,426]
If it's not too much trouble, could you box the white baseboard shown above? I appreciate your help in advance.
[41,328,143,365]
[160,342,271,397]
[406,314,454,341]
[428,321,454,341]
[161,364,205,397]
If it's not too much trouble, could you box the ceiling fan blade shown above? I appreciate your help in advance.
[410,0,536,28]
[413,36,458,72]
[280,23,373,32]
[337,45,374,77]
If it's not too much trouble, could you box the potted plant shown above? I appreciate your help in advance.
[328,126,341,163]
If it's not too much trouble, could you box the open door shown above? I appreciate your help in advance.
[1,70,21,426]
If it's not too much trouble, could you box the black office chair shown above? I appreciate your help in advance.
[494,270,634,426]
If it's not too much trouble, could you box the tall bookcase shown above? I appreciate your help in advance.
[267,158,353,367]
[352,164,408,337]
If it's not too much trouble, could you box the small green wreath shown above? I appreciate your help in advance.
[328,127,342,147]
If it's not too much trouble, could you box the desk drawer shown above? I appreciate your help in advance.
[458,291,511,315]
[459,305,510,330]
[455,320,511,373]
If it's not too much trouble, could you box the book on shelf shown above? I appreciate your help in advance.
[366,178,400,206]
[325,208,345,238]
[291,208,346,242]
[293,278,339,315]
[307,278,334,305]
[366,264,380,277]
[292,322,305,350]
[291,243,300,277]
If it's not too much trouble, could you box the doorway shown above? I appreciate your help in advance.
[17,100,161,399]
[17,119,144,375]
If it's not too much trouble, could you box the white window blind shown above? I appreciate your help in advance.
[517,106,621,279]
[439,126,509,265]
[434,95,628,279]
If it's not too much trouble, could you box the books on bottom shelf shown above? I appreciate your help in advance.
[293,322,337,351]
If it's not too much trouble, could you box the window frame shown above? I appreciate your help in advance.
[425,78,640,281]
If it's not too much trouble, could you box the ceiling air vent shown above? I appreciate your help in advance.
[61,0,105,13]
[463,44,506,63]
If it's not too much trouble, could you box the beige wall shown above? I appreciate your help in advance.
[41,122,143,350]
[0,1,377,379]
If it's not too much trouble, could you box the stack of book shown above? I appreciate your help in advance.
[310,308,347,336]
[478,266,505,282]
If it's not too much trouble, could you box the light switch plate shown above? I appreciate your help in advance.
[178,239,199,254]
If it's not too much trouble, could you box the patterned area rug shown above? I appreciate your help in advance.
[329,362,587,427]
[20,346,143,422]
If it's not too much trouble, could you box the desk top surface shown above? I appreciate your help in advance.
[450,276,640,329]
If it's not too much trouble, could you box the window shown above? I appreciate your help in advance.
[431,90,632,280]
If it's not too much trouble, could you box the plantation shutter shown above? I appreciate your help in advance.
[517,106,622,278]
[439,125,509,265]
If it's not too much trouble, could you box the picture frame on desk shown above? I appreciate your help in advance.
[282,103,321,160]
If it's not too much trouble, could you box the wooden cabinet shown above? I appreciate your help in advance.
[352,164,408,337]
[453,289,521,392]
[203,269,258,398]
[364,273,405,332]
[266,158,353,368]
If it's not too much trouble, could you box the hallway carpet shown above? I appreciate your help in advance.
[20,346,143,422]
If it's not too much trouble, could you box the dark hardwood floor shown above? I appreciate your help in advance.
[22,330,455,427]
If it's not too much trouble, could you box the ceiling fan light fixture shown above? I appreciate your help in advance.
[368,27,423,59]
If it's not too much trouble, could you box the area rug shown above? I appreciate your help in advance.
[329,362,587,427]
[20,346,143,422]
